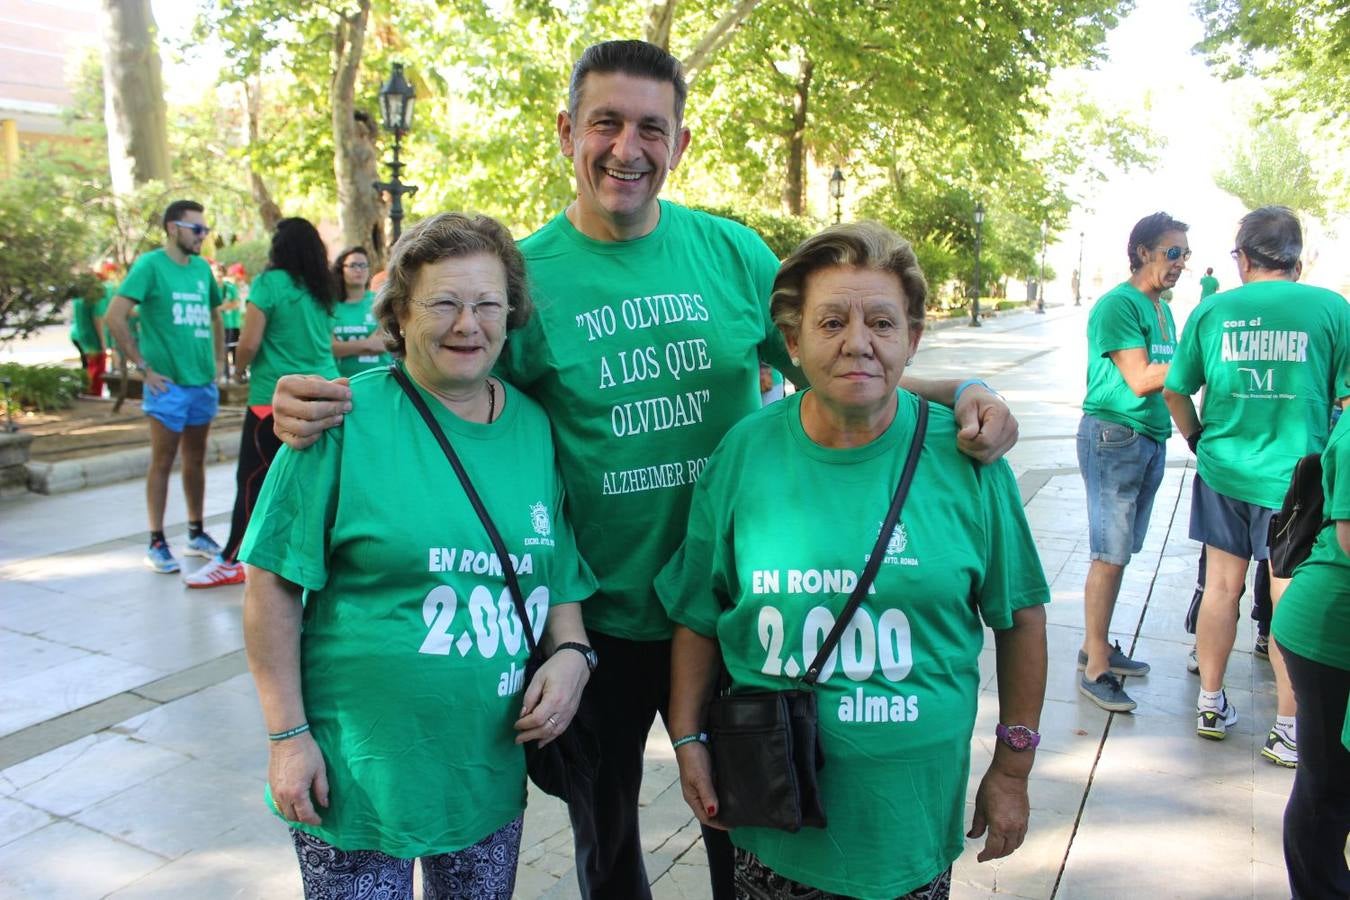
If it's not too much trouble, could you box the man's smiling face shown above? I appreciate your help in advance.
[558,71,691,241]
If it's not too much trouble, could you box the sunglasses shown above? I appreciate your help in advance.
[173,221,211,237]
[1159,246,1191,262]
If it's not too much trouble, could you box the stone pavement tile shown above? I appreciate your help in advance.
[0,654,164,737]
[96,619,244,674]
[0,582,102,634]
[1055,765,1254,898]
[0,628,88,680]
[954,802,1076,899]
[0,795,53,846]
[652,859,715,900]
[0,820,166,899]
[1254,860,1290,899]
[1250,789,1289,869]
[1097,710,1255,788]
[106,820,299,899]
[116,683,268,778]
[6,732,190,817]
[72,758,264,859]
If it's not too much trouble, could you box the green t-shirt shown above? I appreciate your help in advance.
[1272,412,1350,670]
[221,281,243,329]
[655,391,1050,899]
[331,291,391,378]
[1165,280,1350,507]
[239,366,597,856]
[70,286,109,354]
[245,269,340,406]
[117,249,221,386]
[1082,281,1176,442]
[500,201,793,641]
[1199,275,1219,299]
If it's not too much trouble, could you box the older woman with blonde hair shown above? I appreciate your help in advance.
[239,212,597,899]
[657,222,1049,900]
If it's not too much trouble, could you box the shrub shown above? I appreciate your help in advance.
[995,300,1018,311]
[0,362,84,413]
[686,205,815,260]
[215,239,270,280]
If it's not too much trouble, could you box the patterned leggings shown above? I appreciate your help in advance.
[734,847,952,900]
[290,816,522,900]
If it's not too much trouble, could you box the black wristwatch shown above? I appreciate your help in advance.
[554,642,598,673]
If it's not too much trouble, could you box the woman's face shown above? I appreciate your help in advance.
[1136,229,1189,294]
[341,253,370,292]
[785,265,920,419]
[398,253,509,394]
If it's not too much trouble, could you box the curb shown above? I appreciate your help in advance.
[25,428,240,495]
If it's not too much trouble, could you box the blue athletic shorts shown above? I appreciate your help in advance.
[1077,413,1166,566]
[1188,473,1275,561]
[142,382,219,433]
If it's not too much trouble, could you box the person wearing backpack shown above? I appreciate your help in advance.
[1163,206,1350,767]
[1271,410,1350,898]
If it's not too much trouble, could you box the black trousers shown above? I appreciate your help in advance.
[1279,644,1350,899]
[222,410,282,561]
[569,629,733,900]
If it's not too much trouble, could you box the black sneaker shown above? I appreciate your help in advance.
[1254,634,1270,659]
[1079,672,1137,712]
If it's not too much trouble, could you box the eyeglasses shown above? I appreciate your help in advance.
[1159,246,1191,262]
[172,221,211,237]
[414,296,511,323]
[343,261,370,270]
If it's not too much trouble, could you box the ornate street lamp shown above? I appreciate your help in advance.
[970,200,985,327]
[1075,230,1085,306]
[829,167,844,225]
[374,63,419,243]
[1037,222,1048,314]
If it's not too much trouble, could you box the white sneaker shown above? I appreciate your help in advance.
[1186,645,1199,674]
[1260,728,1298,767]
[1196,696,1238,740]
[184,555,245,589]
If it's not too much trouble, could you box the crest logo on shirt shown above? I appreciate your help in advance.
[878,518,919,567]
[530,502,551,537]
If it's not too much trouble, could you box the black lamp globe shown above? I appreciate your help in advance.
[379,63,416,135]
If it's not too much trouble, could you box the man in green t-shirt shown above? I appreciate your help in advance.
[107,200,225,576]
[1199,267,1219,299]
[1076,212,1185,714]
[269,40,1020,900]
[1164,205,1350,764]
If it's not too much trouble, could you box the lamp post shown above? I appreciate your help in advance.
[374,62,419,244]
[1075,230,1084,306]
[829,167,844,225]
[970,200,985,327]
[1036,222,1047,314]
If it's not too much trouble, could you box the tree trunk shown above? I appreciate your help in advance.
[99,0,171,195]
[783,58,812,217]
[681,0,761,81]
[243,80,282,233]
[646,1,676,49]
[332,0,387,267]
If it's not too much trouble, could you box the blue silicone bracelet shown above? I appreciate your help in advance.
[954,378,995,404]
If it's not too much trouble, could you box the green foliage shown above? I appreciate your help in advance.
[0,363,84,412]
[995,300,1020,311]
[0,169,102,344]
[1213,119,1328,216]
[215,239,271,279]
[688,205,815,259]
[1194,0,1350,129]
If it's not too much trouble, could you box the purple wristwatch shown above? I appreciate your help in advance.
[995,723,1041,751]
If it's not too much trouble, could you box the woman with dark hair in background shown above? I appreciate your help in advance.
[329,246,390,377]
[187,218,339,588]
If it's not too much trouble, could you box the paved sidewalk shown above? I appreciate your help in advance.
[0,305,1295,899]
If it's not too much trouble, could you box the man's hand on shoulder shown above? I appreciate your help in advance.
[273,375,353,450]
[955,386,1019,464]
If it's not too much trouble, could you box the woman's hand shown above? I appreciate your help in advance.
[268,732,329,826]
[514,651,589,747]
[271,375,352,450]
[955,386,1019,463]
[675,742,726,831]
[968,764,1029,862]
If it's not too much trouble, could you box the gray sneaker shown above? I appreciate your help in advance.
[1077,640,1151,677]
[1079,672,1137,712]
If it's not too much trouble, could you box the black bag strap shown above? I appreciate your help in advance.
[803,397,928,685]
[389,365,541,658]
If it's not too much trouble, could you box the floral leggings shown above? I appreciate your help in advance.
[734,847,952,900]
[290,816,522,900]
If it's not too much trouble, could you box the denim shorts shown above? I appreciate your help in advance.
[1077,414,1166,565]
[142,382,219,433]
[1188,474,1275,561]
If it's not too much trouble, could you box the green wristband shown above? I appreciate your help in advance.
[672,732,708,750]
[268,723,311,741]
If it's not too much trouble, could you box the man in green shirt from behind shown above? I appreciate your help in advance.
[1199,266,1219,300]
[1165,205,1350,764]
[107,200,225,575]
[1076,212,1186,713]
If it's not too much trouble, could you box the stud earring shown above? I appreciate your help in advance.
[907,356,915,366]
[790,356,800,366]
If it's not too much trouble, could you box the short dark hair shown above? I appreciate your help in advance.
[1205,267,1214,275]
[771,222,927,338]
[1126,212,1188,272]
[163,199,204,232]
[374,213,532,358]
[332,246,371,296]
[1236,206,1301,272]
[267,217,336,313]
[568,40,687,128]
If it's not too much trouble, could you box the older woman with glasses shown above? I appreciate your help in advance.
[330,246,391,377]
[239,212,597,899]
